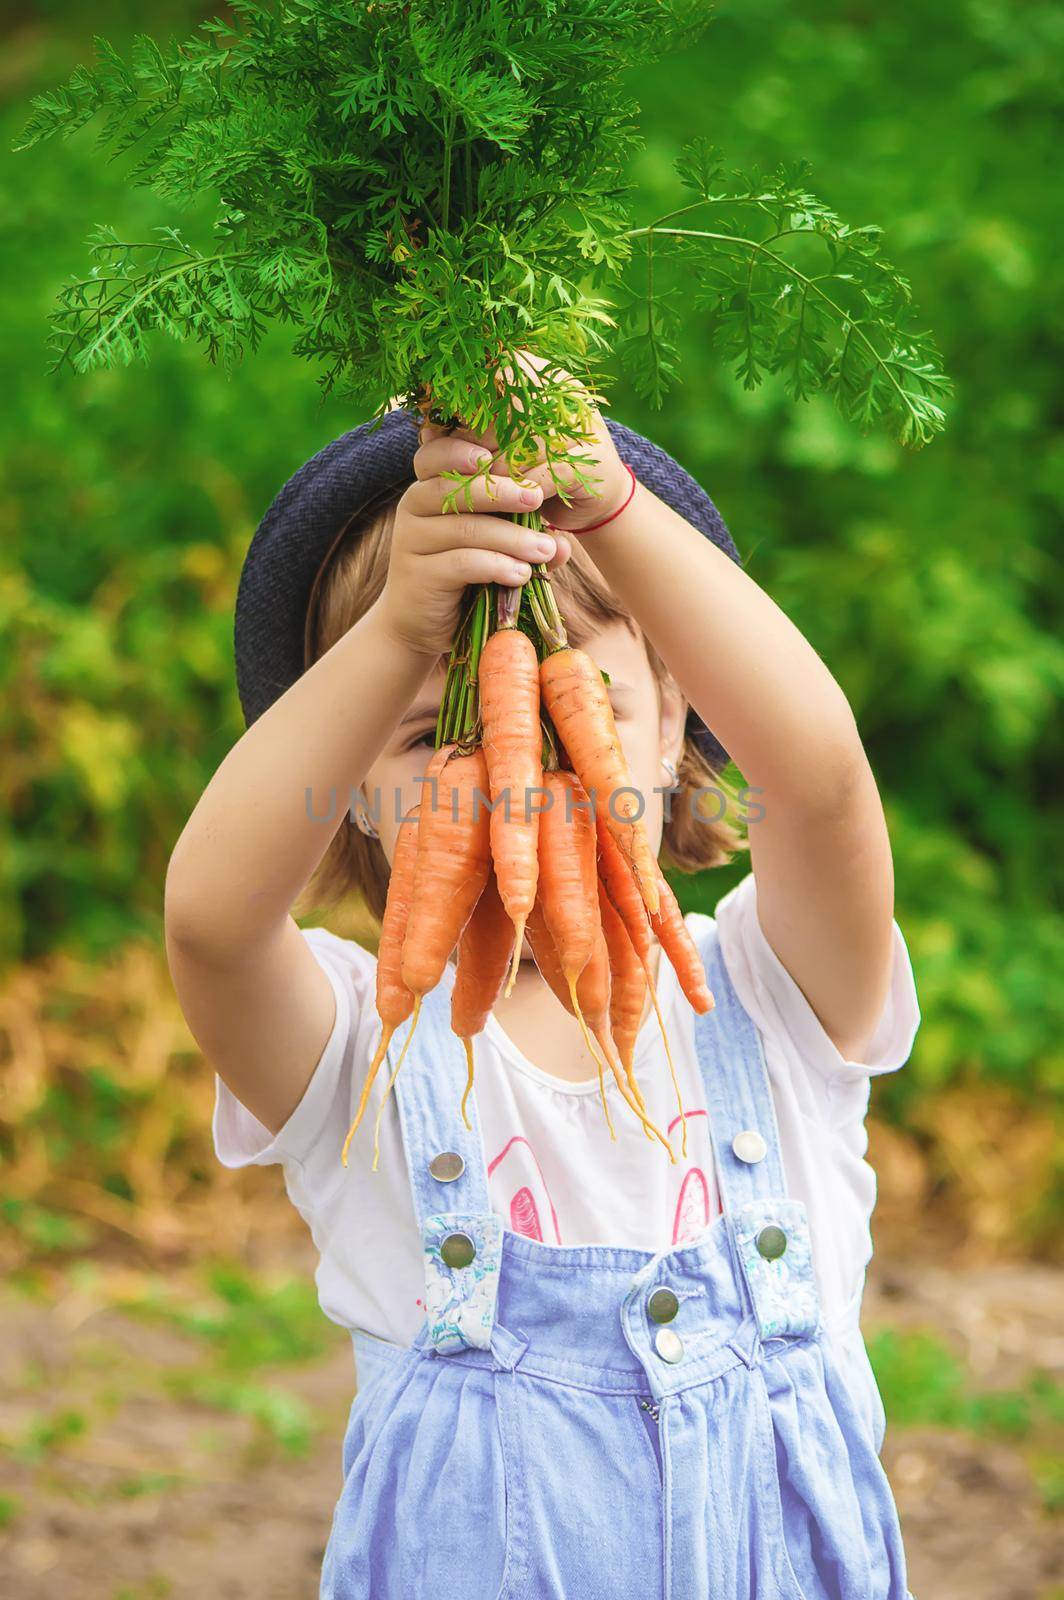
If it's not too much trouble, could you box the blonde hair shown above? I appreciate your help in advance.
[296,492,748,924]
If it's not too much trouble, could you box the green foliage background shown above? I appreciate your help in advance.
[2,3,1061,1155]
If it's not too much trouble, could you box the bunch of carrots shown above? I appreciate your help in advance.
[341,406,715,1173]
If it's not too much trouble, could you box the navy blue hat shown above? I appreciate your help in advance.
[234,407,740,768]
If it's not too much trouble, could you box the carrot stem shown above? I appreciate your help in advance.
[436,585,493,748]
[496,584,521,629]
[527,570,567,652]
[511,502,567,651]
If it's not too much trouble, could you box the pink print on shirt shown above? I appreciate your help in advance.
[668,1107,708,1142]
[488,1134,563,1244]
[488,1113,720,1249]
[673,1168,711,1244]
[665,1109,722,1245]
[510,1186,544,1240]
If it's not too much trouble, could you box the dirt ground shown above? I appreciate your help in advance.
[1,1243,1060,1600]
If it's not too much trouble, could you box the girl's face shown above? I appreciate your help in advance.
[362,619,685,867]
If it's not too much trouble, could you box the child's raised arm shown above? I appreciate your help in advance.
[571,451,895,1066]
[164,435,565,1134]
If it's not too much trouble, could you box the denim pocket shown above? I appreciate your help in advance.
[750,1358,813,1600]
[323,1358,509,1600]
[491,1372,665,1599]
[755,1335,912,1599]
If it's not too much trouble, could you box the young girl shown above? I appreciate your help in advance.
[164,377,920,1599]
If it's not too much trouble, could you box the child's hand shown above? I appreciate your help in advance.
[423,348,633,537]
[380,428,572,658]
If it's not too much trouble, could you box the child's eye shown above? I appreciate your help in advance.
[405,728,438,751]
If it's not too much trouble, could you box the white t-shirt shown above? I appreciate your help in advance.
[214,870,918,1350]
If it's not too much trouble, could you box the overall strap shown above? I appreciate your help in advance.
[690,918,787,1210]
[391,974,506,1357]
[391,973,492,1225]
[691,916,822,1341]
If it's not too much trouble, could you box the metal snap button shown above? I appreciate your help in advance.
[731,1129,767,1164]
[439,1231,476,1269]
[428,1151,465,1183]
[654,1327,684,1364]
[647,1287,680,1325]
[755,1224,788,1261]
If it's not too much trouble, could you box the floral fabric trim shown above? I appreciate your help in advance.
[422,1212,503,1355]
[732,1197,821,1340]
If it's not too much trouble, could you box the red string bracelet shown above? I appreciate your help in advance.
[544,462,637,535]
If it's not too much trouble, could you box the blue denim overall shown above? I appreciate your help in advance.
[321,924,914,1599]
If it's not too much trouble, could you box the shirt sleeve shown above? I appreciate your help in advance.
[210,925,377,1184]
[713,870,920,1110]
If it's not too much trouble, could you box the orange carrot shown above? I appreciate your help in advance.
[535,768,634,1126]
[451,870,516,1130]
[536,770,671,1152]
[596,815,653,960]
[524,899,614,1137]
[526,902,619,1139]
[540,647,660,917]
[479,626,542,995]
[598,883,648,1110]
[528,776,615,1136]
[578,926,674,1161]
[597,818,691,1156]
[341,803,421,1170]
[536,769,600,990]
[401,744,492,999]
[524,898,575,1014]
[651,864,715,1015]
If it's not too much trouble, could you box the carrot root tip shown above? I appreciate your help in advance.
[593,1042,618,1140]
[647,970,689,1159]
[503,917,526,999]
[595,1018,674,1159]
[341,1023,395,1167]
[460,1036,476,1129]
[567,977,619,1141]
[566,974,599,1060]
[371,998,421,1171]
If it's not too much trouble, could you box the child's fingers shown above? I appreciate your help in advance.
[423,546,535,592]
[415,424,560,495]
[399,473,556,562]
[414,421,593,513]
[414,432,496,481]
[417,418,499,456]
[404,465,546,522]
[419,512,556,566]
[411,433,558,506]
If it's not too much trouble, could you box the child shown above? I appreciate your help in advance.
[165,376,920,1599]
